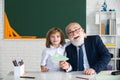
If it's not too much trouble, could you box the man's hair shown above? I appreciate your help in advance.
[65,22,87,38]
[65,22,81,34]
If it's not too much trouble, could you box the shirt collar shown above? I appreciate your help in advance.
[50,44,63,48]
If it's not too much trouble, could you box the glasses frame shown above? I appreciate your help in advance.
[67,28,81,36]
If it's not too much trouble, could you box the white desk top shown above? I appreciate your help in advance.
[3,71,120,80]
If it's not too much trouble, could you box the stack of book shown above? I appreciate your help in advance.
[100,19,116,35]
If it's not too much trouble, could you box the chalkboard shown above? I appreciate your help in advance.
[5,0,86,38]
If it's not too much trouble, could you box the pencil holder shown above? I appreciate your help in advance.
[14,64,24,77]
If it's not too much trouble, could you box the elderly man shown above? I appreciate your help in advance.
[60,22,111,75]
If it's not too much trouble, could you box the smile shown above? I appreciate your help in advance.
[74,36,80,40]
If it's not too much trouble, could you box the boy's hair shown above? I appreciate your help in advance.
[46,27,65,48]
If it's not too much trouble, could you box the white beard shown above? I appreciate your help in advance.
[70,37,84,46]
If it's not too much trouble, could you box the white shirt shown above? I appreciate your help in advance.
[82,44,90,69]
[41,45,65,71]
[66,44,90,72]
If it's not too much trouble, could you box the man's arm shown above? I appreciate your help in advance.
[92,35,111,73]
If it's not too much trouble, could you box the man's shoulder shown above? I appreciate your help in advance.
[42,48,49,53]
[86,35,100,38]
[84,35,102,44]
[85,35,100,40]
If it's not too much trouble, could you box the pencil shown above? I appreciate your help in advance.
[20,76,35,79]
[76,76,89,80]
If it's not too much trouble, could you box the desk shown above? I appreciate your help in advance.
[3,71,120,80]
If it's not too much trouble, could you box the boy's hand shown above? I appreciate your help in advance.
[41,66,49,72]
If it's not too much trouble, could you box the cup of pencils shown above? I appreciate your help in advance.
[12,59,24,77]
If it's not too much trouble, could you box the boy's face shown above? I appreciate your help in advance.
[50,32,61,47]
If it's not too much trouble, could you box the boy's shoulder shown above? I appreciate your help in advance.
[42,48,51,52]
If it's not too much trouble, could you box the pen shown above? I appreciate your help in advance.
[12,60,16,66]
[20,76,35,79]
[76,76,89,80]
[12,60,18,66]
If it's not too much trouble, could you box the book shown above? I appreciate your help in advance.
[105,19,109,35]
[109,19,116,35]
[101,23,105,35]
[105,43,116,46]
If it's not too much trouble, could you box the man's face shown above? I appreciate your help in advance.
[66,23,84,46]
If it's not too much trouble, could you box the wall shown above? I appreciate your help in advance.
[0,0,46,78]
[87,0,120,35]
[0,0,120,79]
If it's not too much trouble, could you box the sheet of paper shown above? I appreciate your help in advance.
[51,53,69,62]
[94,71,120,80]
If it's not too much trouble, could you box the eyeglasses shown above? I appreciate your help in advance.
[67,28,81,36]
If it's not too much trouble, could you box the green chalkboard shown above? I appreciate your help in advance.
[5,0,86,38]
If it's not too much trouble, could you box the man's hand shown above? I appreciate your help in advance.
[59,61,70,70]
[83,68,95,75]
